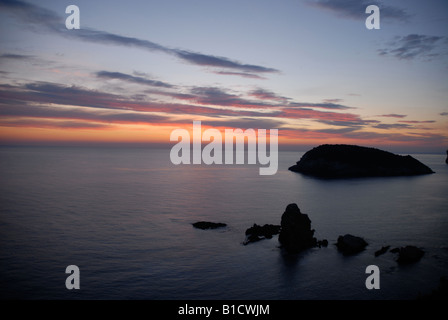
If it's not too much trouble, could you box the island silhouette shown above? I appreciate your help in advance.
[289,144,434,178]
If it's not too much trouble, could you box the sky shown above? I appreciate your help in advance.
[0,0,447,153]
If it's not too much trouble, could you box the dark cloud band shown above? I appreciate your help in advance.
[0,0,278,76]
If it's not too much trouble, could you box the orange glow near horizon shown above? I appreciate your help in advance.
[1,120,443,152]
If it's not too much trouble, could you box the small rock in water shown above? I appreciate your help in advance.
[335,234,368,255]
[192,221,227,230]
[374,245,390,257]
[396,245,425,264]
[243,224,281,245]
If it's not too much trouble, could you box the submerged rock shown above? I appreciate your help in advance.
[395,245,425,264]
[374,245,390,257]
[192,221,227,230]
[278,203,317,253]
[243,224,281,245]
[336,234,368,255]
[289,144,434,178]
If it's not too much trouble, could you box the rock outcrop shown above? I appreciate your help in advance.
[335,234,368,255]
[192,221,227,230]
[374,245,390,257]
[278,203,317,253]
[446,150,448,164]
[391,245,425,264]
[289,144,434,178]
[243,224,281,245]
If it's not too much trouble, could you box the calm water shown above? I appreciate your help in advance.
[0,146,447,300]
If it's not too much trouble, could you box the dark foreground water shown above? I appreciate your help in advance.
[0,146,447,300]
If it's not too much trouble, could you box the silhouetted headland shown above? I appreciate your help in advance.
[446,150,448,164]
[289,144,434,178]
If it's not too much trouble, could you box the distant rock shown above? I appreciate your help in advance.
[374,245,390,257]
[336,234,368,255]
[393,245,425,264]
[446,150,448,164]
[243,224,281,245]
[317,239,328,248]
[289,144,434,178]
[390,247,400,254]
[192,221,227,230]
[278,203,317,253]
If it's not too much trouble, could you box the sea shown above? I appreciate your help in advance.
[0,146,447,300]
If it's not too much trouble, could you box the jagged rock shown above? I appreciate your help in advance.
[289,144,434,178]
[192,221,227,230]
[278,203,317,253]
[336,234,368,255]
[396,245,425,264]
[243,224,281,245]
[375,245,390,257]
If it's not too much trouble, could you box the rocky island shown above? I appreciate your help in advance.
[278,203,320,253]
[289,144,434,178]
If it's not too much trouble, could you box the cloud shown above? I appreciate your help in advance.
[249,89,289,103]
[398,120,436,124]
[0,117,113,129]
[342,130,447,145]
[0,53,34,60]
[0,101,172,126]
[377,114,407,118]
[0,0,278,76]
[440,112,448,116]
[172,50,278,74]
[200,118,286,130]
[280,126,448,148]
[318,119,379,127]
[95,71,173,88]
[19,82,128,110]
[373,123,412,129]
[0,82,272,123]
[279,107,368,125]
[288,101,353,110]
[212,71,266,80]
[379,34,446,61]
[308,0,409,21]
[0,0,63,31]
[323,98,343,104]
[3,78,442,146]
[189,86,276,109]
[0,80,369,133]
[316,127,360,134]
